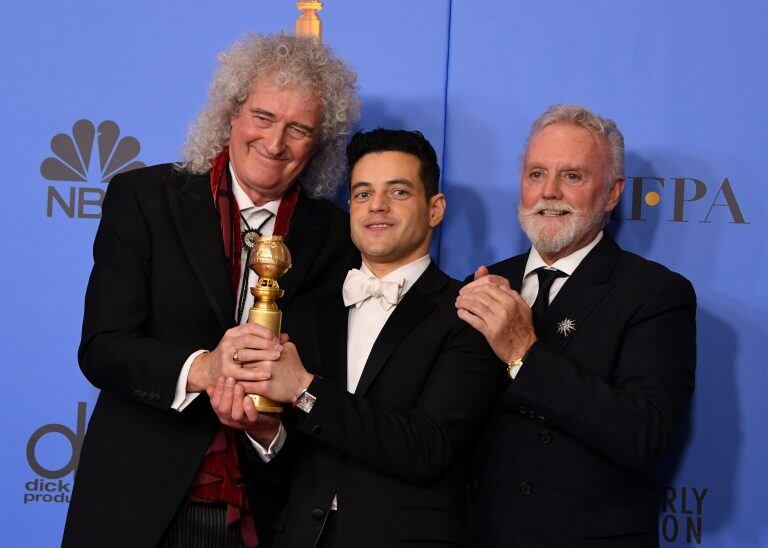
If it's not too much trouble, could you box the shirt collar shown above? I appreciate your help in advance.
[524,231,604,279]
[229,164,281,216]
[359,254,432,303]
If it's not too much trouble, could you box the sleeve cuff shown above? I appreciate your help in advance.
[246,422,287,462]
[170,349,208,411]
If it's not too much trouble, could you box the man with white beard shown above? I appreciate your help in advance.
[456,104,697,548]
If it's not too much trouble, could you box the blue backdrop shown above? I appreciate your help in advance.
[2,1,765,545]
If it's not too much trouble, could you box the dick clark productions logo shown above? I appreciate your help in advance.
[41,119,145,219]
[24,402,87,504]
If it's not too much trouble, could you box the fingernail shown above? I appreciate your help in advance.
[226,377,235,386]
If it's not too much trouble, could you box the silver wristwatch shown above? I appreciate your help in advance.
[294,387,317,413]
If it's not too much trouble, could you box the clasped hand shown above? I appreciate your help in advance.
[205,328,313,443]
[188,323,282,392]
[455,266,537,363]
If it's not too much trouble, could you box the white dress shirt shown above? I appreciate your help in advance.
[346,255,432,393]
[508,231,604,379]
[170,165,285,459]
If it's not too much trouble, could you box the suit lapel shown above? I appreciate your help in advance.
[167,169,234,331]
[538,234,620,350]
[316,292,348,388]
[280,190,326,309]
[501,254,528,293]
[354,263,447,396]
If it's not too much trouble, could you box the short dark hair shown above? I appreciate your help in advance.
[346,129,440,199]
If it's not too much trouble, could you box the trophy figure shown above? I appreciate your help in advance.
[246,235,292,413]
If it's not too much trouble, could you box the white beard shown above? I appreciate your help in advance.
[518,197,606,256]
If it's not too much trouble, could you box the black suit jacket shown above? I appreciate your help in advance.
[264,262,500,548]
[63,163,356,547]
[468,233,696,548]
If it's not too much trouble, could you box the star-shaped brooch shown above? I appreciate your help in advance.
[556,318,576,337]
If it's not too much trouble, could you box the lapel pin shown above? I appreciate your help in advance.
[556,318,576,337]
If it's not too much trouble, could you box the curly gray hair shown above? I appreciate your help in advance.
[180,32,360,199]
[526,104,624,188]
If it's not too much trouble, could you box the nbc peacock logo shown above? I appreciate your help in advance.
[41,119,145,218]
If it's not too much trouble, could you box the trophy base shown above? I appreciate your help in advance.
[249,394,285,413]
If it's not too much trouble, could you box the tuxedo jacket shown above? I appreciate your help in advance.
[63,163,356,548]
[264,262,500,548]
[468,234,696,548]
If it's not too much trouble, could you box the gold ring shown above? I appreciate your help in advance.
[233,350,240,364]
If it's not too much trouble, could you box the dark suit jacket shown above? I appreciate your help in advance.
[468,233,696,548]
[264,262,500,548]
[63,163,356,548]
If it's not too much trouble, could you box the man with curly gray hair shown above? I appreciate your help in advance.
[64,33,360,548]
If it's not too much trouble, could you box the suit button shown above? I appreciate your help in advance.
[536,415,546,424]
[311,507,326,521]
[519,481,532,496]
[539,431,552,444]
[311,425,323,435]
[467,479,480,491]
[518,406,527,415]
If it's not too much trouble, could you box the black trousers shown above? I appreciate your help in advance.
[158,500,246,548]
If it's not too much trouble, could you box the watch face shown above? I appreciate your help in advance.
[296,391,317,413]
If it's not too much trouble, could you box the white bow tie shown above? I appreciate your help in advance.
[342,269,404,310]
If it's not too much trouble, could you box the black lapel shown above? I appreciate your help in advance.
[167,169,234,331]
[539,234,620,350]
[279,189,327,309]
[490,252,529,292]
[316,291,348,388]
[354,262,448,396]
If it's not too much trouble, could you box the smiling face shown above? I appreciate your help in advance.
[228,77,323,205]
[349,151,445,277]
[518,122,624,263]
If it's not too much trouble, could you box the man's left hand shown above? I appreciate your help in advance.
[207,376,281,447]
[456,284,537,363]
[240,342,314,404]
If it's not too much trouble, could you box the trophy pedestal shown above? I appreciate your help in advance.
[248,307,284,413]
[248,394,285,413]
[248,307,281,335]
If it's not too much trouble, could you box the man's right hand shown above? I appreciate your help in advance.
[187,323,282,392]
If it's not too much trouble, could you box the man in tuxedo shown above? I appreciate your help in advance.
[63,33,359,548]
[209,129,500,547]
[456,105,696,547]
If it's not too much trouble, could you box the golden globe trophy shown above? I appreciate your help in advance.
[246,235,292,413]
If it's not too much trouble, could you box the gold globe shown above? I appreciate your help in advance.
[249,235,292,280]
